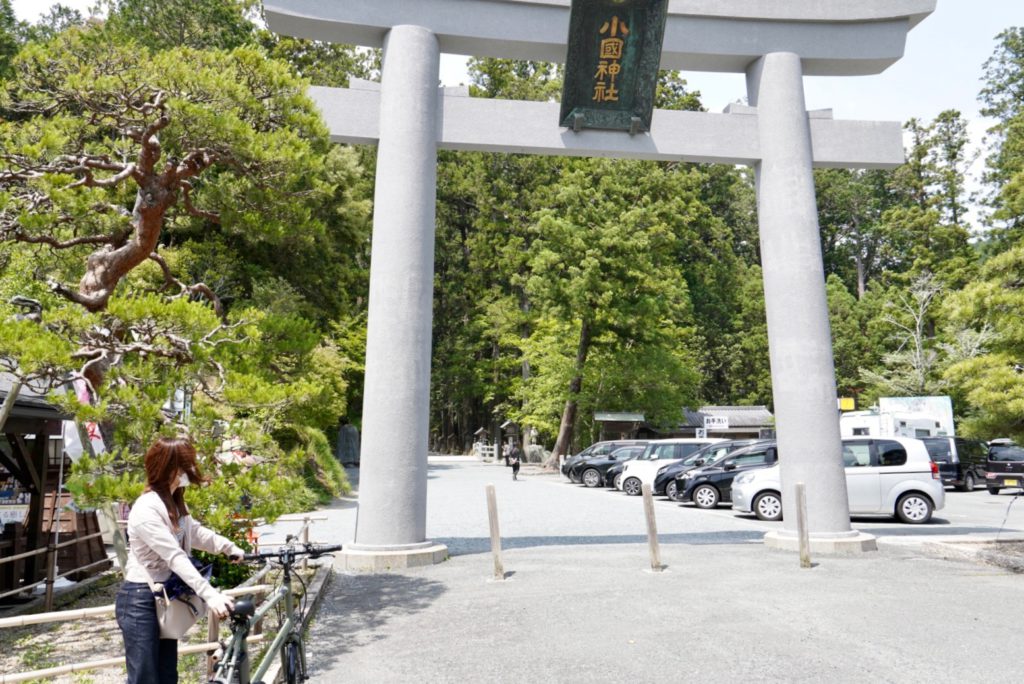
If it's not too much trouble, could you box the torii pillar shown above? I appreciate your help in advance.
[266,0,937,567]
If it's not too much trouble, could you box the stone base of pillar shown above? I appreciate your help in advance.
[763,530,877,555]
[336,542,449,572]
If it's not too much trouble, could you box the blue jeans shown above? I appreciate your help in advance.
[116,581,178,683]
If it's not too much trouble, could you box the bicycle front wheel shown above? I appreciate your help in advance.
[283,639,306,684]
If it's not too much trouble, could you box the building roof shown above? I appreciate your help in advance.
[682,405,774,428]
[0,373,69,422]
[594,412,645,423]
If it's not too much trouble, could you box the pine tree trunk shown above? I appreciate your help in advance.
[546,319,591,468]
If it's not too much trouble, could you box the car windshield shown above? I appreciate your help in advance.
[990,446,1024,462]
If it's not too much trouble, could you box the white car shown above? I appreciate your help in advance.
[618,438,725,496]
[731,437,945,524]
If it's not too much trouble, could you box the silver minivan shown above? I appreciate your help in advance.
[731,437,945,524]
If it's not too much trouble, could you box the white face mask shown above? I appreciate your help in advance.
[176,472,190,490]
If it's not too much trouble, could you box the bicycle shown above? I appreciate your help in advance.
[209,538,342,684]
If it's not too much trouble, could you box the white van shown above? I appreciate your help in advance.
[730,437,945,524]
[839,410,943,438]
[618,438,724,496]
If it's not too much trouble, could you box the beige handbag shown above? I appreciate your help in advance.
[142,567,208,639]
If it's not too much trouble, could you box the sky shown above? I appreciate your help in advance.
[12,0,1023,228]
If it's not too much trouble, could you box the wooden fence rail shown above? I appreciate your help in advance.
[1,519,323,682]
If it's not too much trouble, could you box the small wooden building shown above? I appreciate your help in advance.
[0,376,111,600]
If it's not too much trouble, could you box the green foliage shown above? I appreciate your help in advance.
[0,0,18,79]
[655,70,703,111]
[15,3,84,44]
[1,20,359,523]
[256,30,378,88]
[721,264,771,406]
[105,0,255,51]
[943,246,1024,439]
[980,27,1024,237]
[468,58,562,101]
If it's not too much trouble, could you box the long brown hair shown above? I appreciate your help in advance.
[143,437,208,527]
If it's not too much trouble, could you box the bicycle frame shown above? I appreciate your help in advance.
[212,585,296,679]
[210,540,339,684]
[212,573,300,683]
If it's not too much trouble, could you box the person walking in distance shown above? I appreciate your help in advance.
[510,442,522,481]
[116,437,245,684]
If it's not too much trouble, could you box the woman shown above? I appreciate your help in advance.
[116,437,244,683]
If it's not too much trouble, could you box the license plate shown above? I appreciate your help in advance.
[1006,479,1019,486]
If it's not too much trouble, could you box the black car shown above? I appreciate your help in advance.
[986,442,1024,494]
[603,459,629,489]
[653,440,758,500]
[677,441,778,508]
[568,445,647,487]
[561,440,649,481]
[920,436,988,491]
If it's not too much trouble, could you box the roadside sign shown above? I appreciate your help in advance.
[695,428,707,439]
[703,416,729,430]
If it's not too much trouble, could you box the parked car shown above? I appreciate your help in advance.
[561,440,649,481]
[568,445,647,488]
[986,442,1024,495]
[653,440,758,501]
[676,440,777,508]
[618,438,725,496]
[731,437,945,524]
[604,459,628,489]
[920,436,988,491]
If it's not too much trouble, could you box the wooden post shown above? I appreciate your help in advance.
[206,612,220,680]
[301,516,310,571]
[43,544,56,611]
[641,484,663,572]
[795,482,812,569]
[22,434,48,586]
[102,504,128,574]
[253,588,266,636]
[0,379,22,433]
[485,484,504,580]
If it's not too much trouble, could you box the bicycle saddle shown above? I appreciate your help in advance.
[230,597,256,621]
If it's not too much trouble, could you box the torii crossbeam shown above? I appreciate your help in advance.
[266,0,937,568]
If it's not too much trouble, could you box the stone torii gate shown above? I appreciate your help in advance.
[265,0,937,569]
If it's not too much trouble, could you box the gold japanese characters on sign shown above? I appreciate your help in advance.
[560,0,668,133]
[593,15,629,103]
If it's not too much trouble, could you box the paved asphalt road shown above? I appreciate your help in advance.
[261,460,1024,683]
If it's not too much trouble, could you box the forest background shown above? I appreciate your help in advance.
[2,1,1024,526]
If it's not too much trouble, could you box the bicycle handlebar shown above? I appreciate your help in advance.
[242,543,343,562]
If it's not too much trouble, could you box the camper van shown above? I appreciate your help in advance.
[839,410,944,439]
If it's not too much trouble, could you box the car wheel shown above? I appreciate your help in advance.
[752,491,783,521]
[623,477,642,496]
[988,487,1001,496]
[666,481,678,501]
[962,473,976,492]
[582,468,602,488]
[693,484,720,509]
[896,492,933,524]
[613,473,623,489]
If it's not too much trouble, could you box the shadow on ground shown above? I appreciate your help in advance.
[435,530,765,556]
[307,573,447,675]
